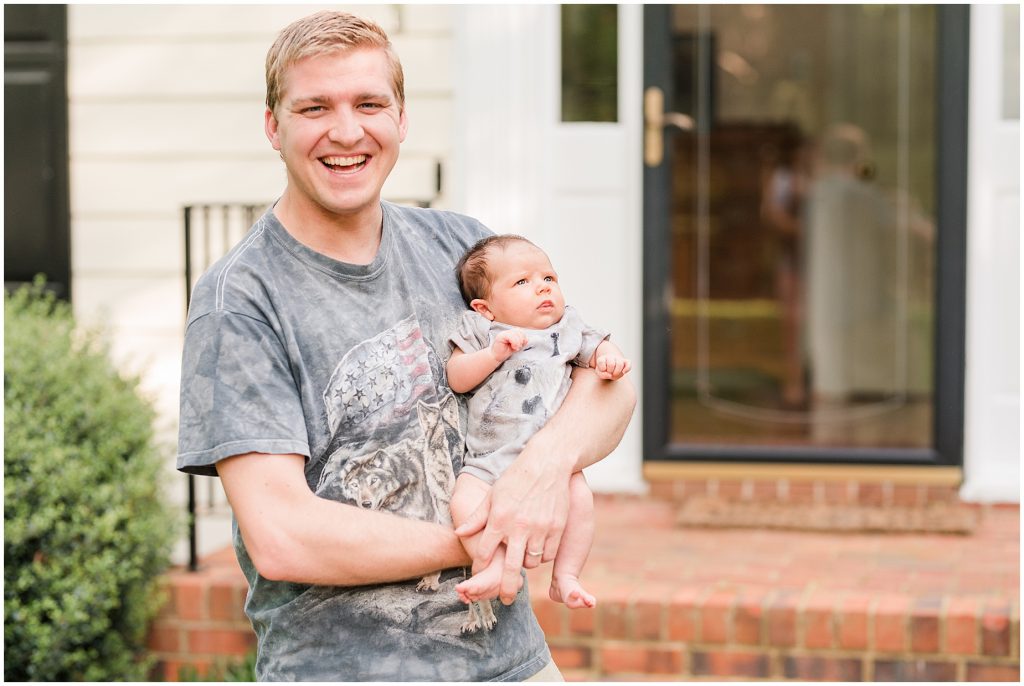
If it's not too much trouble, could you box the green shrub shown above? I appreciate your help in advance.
[4,280,179,681]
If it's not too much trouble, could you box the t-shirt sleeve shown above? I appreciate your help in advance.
[177,310,310,477]
[567,307,611,368]
[448,310,492,356]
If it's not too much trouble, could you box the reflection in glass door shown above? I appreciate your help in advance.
[655,5,939,451]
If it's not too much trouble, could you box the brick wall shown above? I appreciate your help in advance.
[147,549,254,681]
[532,585,1019,681]
[648,476,962,508]
[149,545,1019,681]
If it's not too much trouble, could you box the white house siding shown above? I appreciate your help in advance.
[961,4,1021,503]
[67,4,458,562]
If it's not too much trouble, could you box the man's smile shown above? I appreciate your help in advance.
[320,154,369,173]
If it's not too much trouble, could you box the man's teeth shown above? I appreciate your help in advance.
[322,155,366,167]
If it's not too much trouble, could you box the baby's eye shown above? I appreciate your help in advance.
[544,276,555,282]
[514,278,527,286]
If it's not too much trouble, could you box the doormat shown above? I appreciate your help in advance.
[675,496,979,535]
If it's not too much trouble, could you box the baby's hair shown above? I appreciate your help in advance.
[455,234,535,305]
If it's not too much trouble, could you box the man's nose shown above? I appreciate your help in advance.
[327,110,364,146]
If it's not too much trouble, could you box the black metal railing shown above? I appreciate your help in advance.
[183,203,268,571]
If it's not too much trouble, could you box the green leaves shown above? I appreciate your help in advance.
[4,280,179,681]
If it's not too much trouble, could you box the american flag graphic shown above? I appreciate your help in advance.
[322,315,437,439]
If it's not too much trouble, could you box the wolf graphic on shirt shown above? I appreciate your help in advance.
[314,317,503,632]
[317,396,460,591]
[314,316,462,582]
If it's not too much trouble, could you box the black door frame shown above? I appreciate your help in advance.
[641,5,969,467]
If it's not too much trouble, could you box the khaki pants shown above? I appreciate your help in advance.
[524,660,564,682]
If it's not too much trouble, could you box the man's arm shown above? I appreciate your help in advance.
[456,365,636,604]
[217,452,471,585]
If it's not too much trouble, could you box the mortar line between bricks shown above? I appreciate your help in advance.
[624,594,636,639]
[658,597,669,642]
[165,620,255,631]
[590,638,691,649]
[1012,599,1020,660]
[971,597,984,661]
[867,595,879,654]
[767,646,783,679]
[686,642,954,661]
[760,588,779,648]
[938,596,950,658]
[725,590,738,645]
[693,586,716,644]
[795,587,811,648]
[828,598,841,652]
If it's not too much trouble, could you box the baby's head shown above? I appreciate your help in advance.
[456,235,566,330]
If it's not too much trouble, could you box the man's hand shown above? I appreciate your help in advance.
[453,365,636,606]
[454,443,572,605]
[595,354,631,380]
[491,329,528,364]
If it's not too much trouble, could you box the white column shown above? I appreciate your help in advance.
[961,5,1020,503]
[451,4,550,236]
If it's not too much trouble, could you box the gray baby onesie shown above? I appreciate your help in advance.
[449,306,608,484]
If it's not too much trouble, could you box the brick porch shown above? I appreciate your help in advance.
[148,495,1019,681]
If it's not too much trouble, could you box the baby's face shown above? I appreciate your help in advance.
[474,242,566,329]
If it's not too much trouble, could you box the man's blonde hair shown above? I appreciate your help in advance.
[265,10,405,115]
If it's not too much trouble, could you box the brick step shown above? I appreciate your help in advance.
[526,573,1019,681]
[147,497,1019,681]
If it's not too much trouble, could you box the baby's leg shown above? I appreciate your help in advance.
[450,473,506,603]
[548,471,597,609]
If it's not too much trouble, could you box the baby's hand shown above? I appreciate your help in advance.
[595,354,631,380]
[491,329,528,363]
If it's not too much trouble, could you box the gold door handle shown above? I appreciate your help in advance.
[644,86,695,167]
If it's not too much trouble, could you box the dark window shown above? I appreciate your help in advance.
[561,4,618,123]
[5,4,71,299]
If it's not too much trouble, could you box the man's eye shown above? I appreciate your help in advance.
[359,102,383,110]
[301,106,324,114]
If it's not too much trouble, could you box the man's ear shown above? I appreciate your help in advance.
[265,108,281,151]
[470,299,495,321]
[398,108,409,143]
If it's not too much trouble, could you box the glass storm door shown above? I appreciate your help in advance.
[642,4,968,465]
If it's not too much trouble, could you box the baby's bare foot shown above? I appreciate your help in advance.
[549,574,596,609]
[455,564,503,603]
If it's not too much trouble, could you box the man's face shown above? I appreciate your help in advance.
[265,47,407,223]
[471,242,566,330]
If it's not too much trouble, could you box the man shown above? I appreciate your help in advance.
[177,11,634,681]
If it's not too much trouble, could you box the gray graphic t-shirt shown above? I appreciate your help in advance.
[177,202,549,681]
[450,308,608,484]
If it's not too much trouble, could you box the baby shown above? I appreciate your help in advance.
[446,234,631,611]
